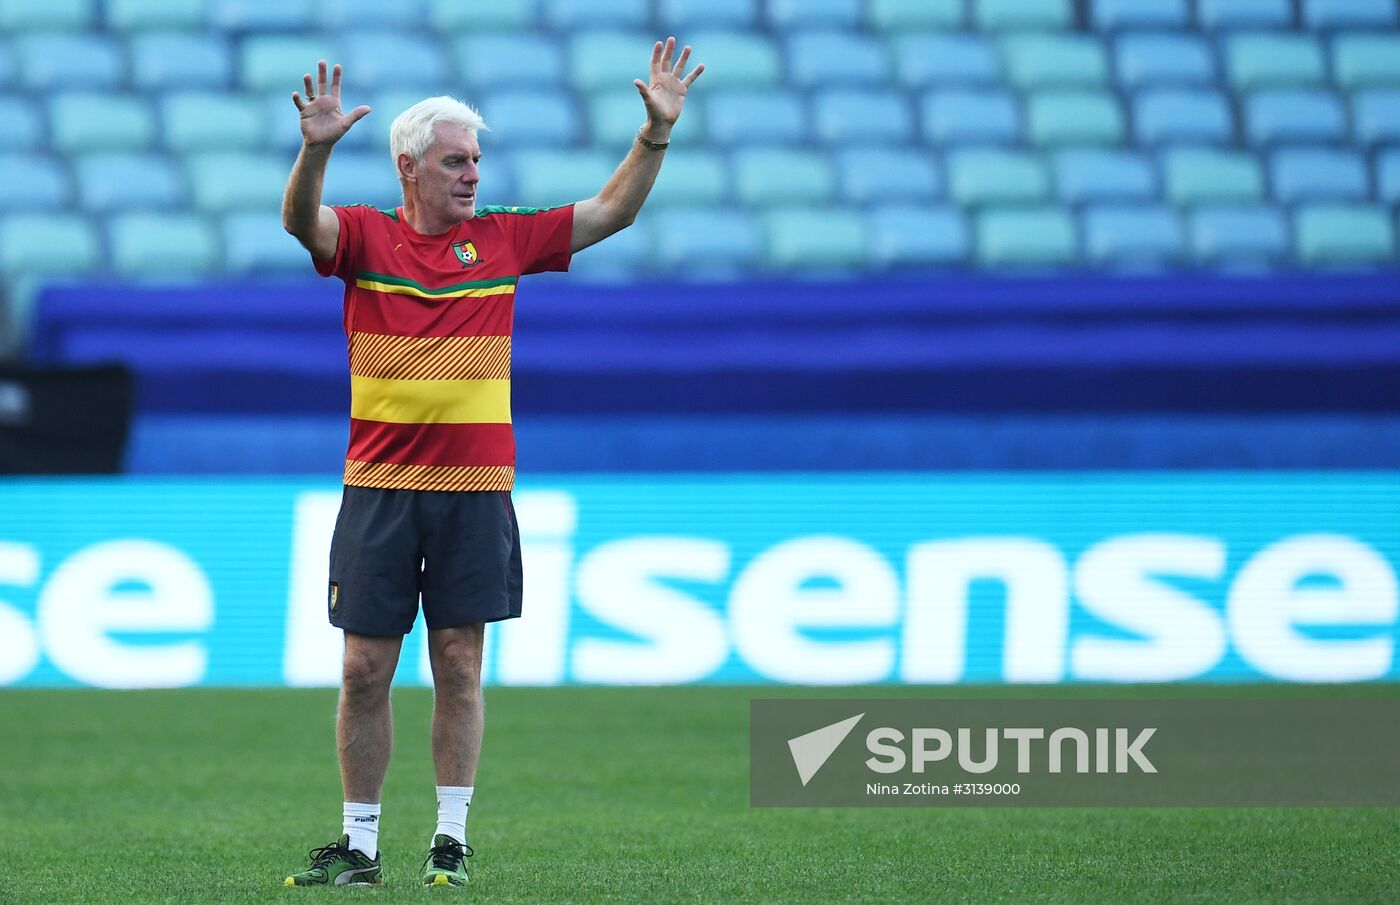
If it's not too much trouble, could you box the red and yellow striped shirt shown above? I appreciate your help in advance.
[315,203,574,491]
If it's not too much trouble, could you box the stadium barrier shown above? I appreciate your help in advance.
[2,474,1397,688]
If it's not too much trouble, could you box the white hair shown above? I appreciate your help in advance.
[388,96,488,169]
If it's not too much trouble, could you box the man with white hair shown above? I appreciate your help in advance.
[280,39,702,888]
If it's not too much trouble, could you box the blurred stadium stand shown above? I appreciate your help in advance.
[6,0,1400,469]
[0,0,1391,291]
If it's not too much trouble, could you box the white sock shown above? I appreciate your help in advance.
[343,801,381,858]
[434,785,473,844]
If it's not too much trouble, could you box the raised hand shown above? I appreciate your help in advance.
[292,60,371,148]
[633,37,703,128]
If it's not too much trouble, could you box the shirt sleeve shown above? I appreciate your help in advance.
[312,205,368,281]
[504,204,575,275]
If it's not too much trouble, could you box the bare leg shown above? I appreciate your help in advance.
[338,631,404,802]
[427,623,485,786]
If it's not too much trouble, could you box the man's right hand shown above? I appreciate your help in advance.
[293,60,371,147]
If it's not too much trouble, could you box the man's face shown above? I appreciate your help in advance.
[405,122,481,223]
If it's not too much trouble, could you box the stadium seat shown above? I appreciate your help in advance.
[510,149,616,207]
[1302,0,1397,28]
[543,0,647,29]
[1083,205,1185,262]
[1162,149,1265,204]
[1052,149,1157,203]
[1246,89,1347,144]
[429,0,535,30]
[1269,148,1369,203]
[319,151,402,209]
[1226,33,1327,89]
[1026,91,1125,146]
[652,207,762,273]
[1377,150,1400,204]
[813,90,913,143]
[162,93,266,152]
[342,32,447,88]
[316,0,427,28]
[921,89,1021,145]
[16,33,123,90]
[222,212,311,273]
[1189,206,1290,261]
[786,32,889,87]
[836,148,941,202]
[0,154,69,209]
[869,205,969,265]
[589,90,703,147]
[644,150,727,206]
[706,90,806,144]
[868,0,963,30]
[0,96,42,151]
[569,217,654,281]
[975,207,1077,265]
[761,207,869,270]
[766,0,861,29]
[0,0,92,30]
[1294,205,1395,262]
[478,90,578,147]
[453,35,563,89]
[107,212,217,275]
[362,88,450,152]
[1000,34,1109,88]
[0,214,97,275]
[1352,90,1400,145]
[569,32,661,92]
[892,34,999,87]
[1332,35,1400,89]
[1196,0,1292,30]
[75,153,184,212]
[240,36,340,92]
[947,149,1051,205]
[734,149,837,205]
[49,94,153,153]
[1115,33,1215,88]
[974,0,1071,30]
[106,0,203,29]
[185,153,290,211]
[130,33,233,90]
[1092,0,1189,30]
[656,0,757,28]
[670,31,780,89]
[209,0,314,30]
[1133,89,1234,144]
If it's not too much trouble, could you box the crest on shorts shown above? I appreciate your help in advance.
[328,581,340,612]
[452,240,480,268]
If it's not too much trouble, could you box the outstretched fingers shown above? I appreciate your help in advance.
[660,36,675,72]
[330,63,343,99]
[682,62,705,87]
[671,45,691,77]
[316,60,329,98]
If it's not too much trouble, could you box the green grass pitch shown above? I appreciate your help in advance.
[2,685,1397,904]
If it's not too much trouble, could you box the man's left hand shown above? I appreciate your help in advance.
[634,36,704,135]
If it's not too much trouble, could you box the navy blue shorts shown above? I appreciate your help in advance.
[327,485,523,636]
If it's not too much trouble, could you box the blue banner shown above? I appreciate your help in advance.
[2,475,1398,688]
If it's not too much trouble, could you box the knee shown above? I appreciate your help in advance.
[342,649,393,700]
[433,641,482,700]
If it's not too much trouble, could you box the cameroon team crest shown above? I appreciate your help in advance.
[452,240,480,268]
